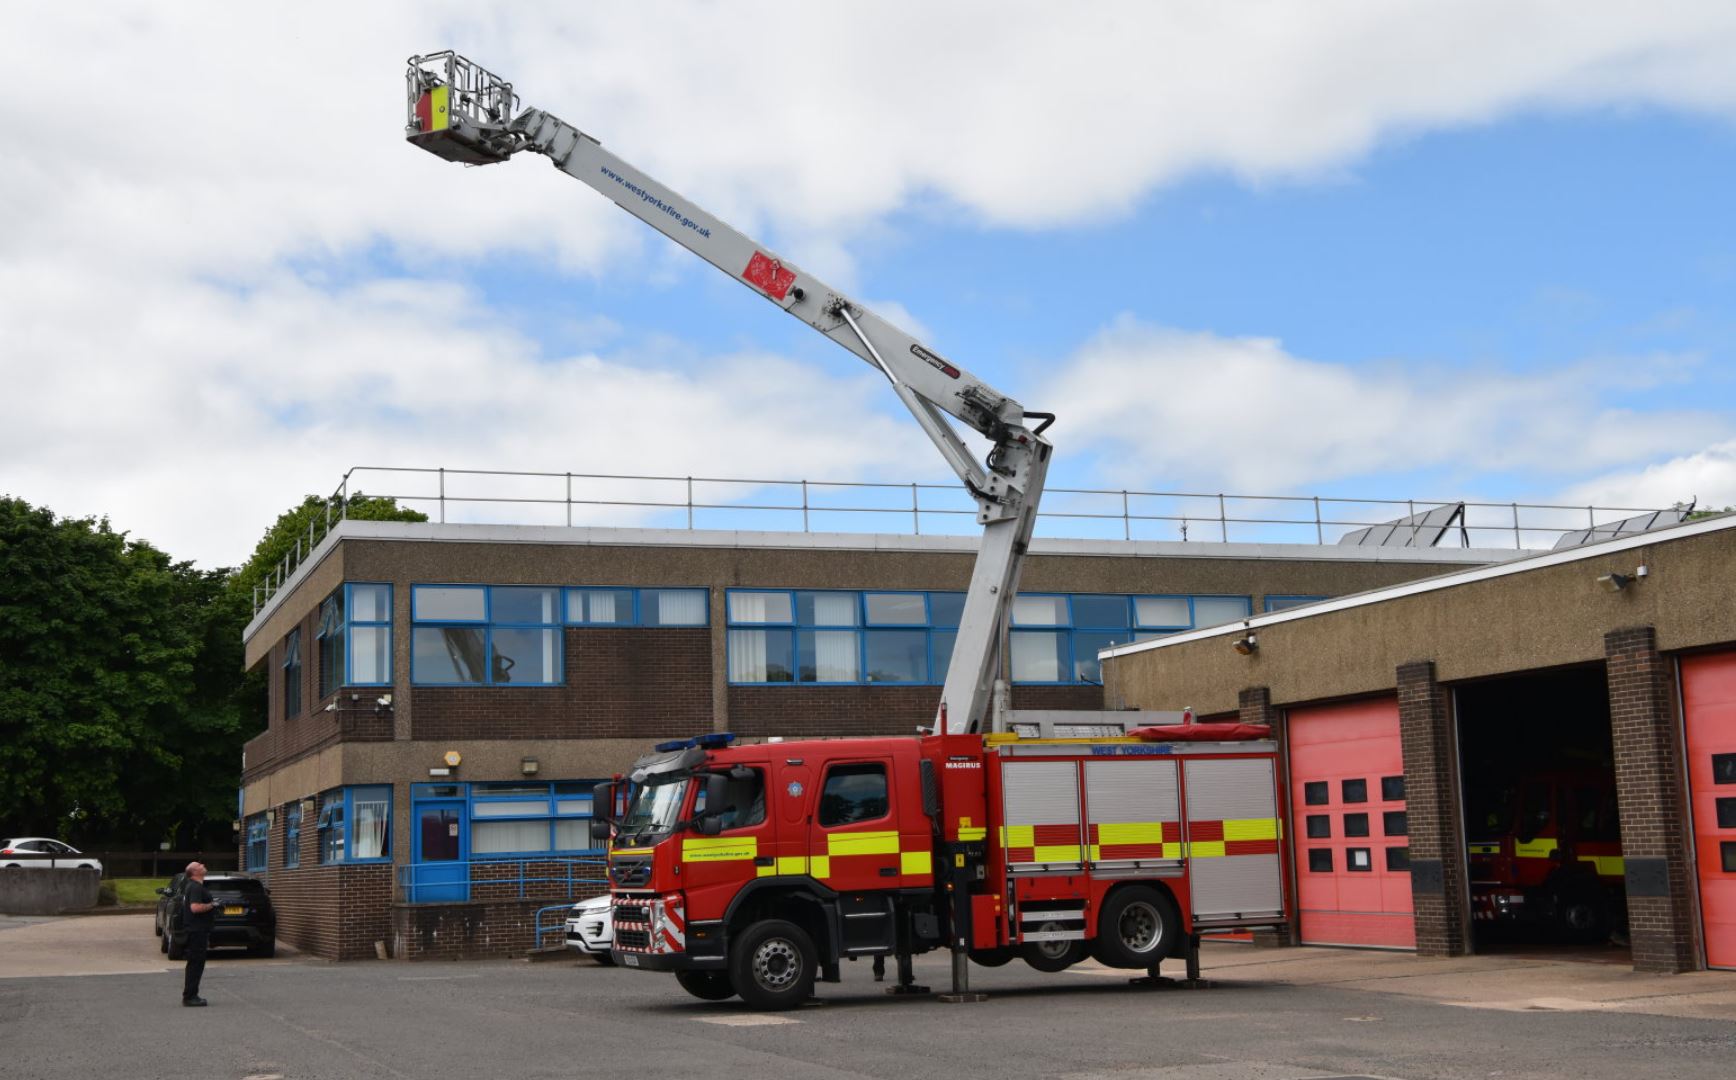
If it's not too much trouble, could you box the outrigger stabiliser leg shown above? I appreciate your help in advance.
[1128,933,1211,989]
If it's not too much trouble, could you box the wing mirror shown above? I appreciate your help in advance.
[690,772,730,836]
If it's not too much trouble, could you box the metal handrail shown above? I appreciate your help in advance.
[394,856,608,904]
[535,903,578,950]
[249,465,1670,615]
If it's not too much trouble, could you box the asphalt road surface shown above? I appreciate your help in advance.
[4,915,1735,1080]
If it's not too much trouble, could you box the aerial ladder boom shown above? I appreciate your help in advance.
[405,52,1052,735]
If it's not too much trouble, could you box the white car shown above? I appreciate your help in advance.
[1,838,102,874]
[565,894,614,963]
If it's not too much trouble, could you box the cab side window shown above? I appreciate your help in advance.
[818,763,888,827]
[703,770,766,831]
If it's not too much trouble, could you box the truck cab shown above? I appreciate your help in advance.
[1467,769,1625,941]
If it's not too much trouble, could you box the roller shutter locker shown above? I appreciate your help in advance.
[1085,759,1181,868]
[1682,650,1736,969]
[1289,697,1415,948]
[1184,757,1284,921]
[1000,760,1083,871]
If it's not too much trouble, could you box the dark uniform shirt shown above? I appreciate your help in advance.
[183,880,215,932]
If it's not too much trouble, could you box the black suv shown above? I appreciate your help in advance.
[158,874,277,959]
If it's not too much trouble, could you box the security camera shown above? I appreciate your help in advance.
[376,694,394,707]
[323,701,339,713]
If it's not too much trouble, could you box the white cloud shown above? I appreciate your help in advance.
[1039,317,1728,493]
[1559,441,1736,511]
[7,2,1736,565]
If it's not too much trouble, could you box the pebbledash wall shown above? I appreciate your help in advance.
[238,519,1508,961]
[1100,513,1736,974]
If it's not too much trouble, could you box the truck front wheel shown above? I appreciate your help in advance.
[1091,886,1180,968]
[674,969,736,1001]
[729,919,817,1011]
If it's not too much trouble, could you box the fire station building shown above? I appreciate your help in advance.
[1100,512,1736,974]
[237,518,1497,961]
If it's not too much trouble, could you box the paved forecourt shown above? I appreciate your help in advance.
[3,921,1736,1080]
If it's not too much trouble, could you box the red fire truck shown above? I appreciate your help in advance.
[405,56,1290,1006]
[1467,769,1626,941]
[591,717,1287,1009]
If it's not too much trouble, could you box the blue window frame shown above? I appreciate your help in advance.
[725,589,964,685]
[411,585,561,686]
[316,785,392,864]
[317,790,345,864]
[245,814,268,872]
[318,583,393,697]
[466,780,604,857]
[283,802,301,869]
[564,586,708,626]
[282,629,303,718]
[1265,594,1329,612]
[1005,593,1252,685]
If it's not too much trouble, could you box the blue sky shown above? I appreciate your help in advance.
[6,4,1736,566]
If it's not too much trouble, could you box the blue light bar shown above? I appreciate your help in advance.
[652,732,738,754]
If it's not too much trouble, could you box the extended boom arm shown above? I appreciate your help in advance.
[406,52,1052,734]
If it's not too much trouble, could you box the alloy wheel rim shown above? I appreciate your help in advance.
[753,938,800,990]
[1120,901,1163,953]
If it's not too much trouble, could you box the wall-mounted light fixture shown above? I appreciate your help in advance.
[1232,633,1258,656]
[1597,564,1648,592]
[521,757,540,776]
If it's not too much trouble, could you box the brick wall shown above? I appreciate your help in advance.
[392,898,557,961]
[1604,626,1699,972]
[1238,686,1292,947]
[253,797,394,961]
[413,628,712,742]
[1397,661,1469,957]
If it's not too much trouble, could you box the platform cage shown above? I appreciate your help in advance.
[405,51,521,165]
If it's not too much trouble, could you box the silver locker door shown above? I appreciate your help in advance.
[1084,759,1181,869]
[1001,760,1084,871]
[1184,757,1284,921]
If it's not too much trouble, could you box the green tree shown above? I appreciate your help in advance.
[0,498,203,837]
[230,492,427,611]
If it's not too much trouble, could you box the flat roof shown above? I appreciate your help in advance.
[242,518,1519,645]
[1100,511,1736,662]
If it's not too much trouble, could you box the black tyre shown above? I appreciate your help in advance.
[674,969,736,1001]
[166,934,185,961]
[728,919,817,1011]
[593,952,615,967]
[154,918,162,937]
[250,941,277,959]
[1554,888,1612,944]
[1021,922,1087,973]
[1090,886,1181,969]
[968,947,1014,968]
[159,931,168,954]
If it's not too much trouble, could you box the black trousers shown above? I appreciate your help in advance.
[182,931,210,1000]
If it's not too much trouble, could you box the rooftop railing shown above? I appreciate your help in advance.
[250,465,1668,616]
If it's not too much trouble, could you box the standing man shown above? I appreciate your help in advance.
[180,861,215,1006]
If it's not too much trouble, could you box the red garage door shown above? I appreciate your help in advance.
[1682,650,1736,970]
[1289,697,1415,948]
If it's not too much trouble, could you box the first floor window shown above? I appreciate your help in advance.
[282,629,303,718]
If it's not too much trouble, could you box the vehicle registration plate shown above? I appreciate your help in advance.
[223,906,244,915]
[622,954,640,967]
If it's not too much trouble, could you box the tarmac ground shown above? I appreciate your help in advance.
[3,912,1734,1080]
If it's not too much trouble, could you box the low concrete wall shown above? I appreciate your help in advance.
[0,868,102,914]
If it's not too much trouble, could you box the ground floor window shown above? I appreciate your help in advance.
[244,814,268,872]
[317,785,392,864]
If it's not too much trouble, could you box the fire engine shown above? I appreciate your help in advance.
[1467,769,1625,941]
[404,53,1291,1007]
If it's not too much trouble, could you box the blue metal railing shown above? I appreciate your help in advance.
[535,904,578,950]
[395,856,609,904]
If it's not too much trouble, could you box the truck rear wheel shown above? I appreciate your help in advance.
[1021,922,1087,972]
[728,919,816,1011]
[1091,886,1180,969]
[674,969,736,1001]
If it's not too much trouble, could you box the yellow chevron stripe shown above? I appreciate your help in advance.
[808,855,830,879]
[1580,854,1624,876]
[1224,818,1279,842]
[1097,822,1165,845]
[1514,838,1558,859]
[1001,825,1035,848]
[901,850,931,876]
[1188,840,1227,858]
[1033,845,1082,862]
[828,830,899,856]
